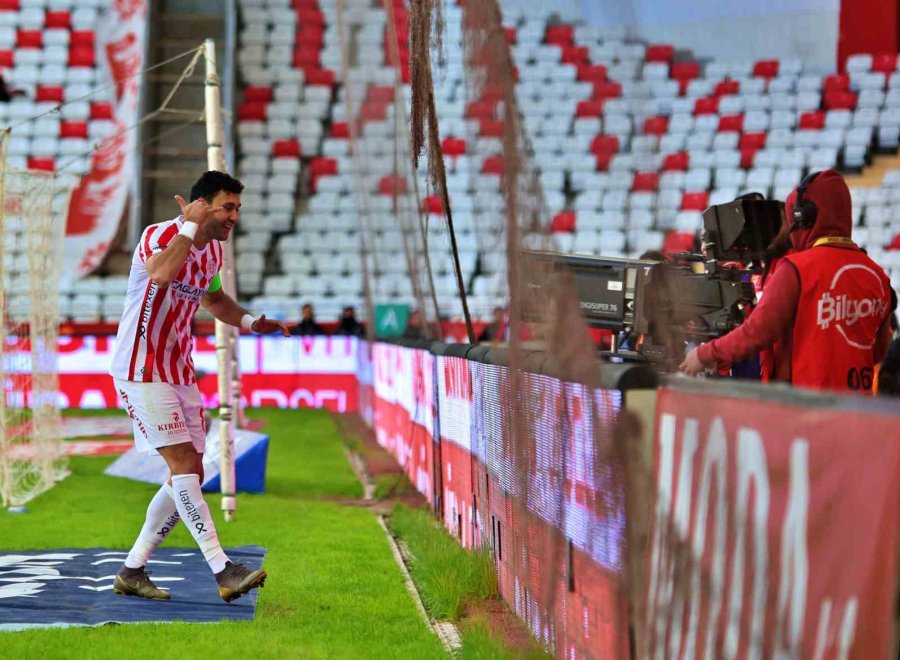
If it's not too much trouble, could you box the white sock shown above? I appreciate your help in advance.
[124,483,181,569]
[170,473,229,574]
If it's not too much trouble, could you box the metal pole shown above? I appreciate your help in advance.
[129,0,155,248]
[222,0,245,430]
[0,129,10,507]
[204,38,237,522]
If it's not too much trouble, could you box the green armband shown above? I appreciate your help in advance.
[208,272,223,294]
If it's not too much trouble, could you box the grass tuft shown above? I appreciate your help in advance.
[459,618,552,660]
[339,430,362,454]
[459,619,515,660]
[389,504,497,621]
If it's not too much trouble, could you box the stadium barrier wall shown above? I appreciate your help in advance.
[359,340,900,658]
[645,377,900,659]
[362,338,657,656]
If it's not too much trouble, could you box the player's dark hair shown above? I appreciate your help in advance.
[189,171,244,203]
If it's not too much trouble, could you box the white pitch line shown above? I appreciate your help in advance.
[376,515,460,656]
[342,443,460,656]
[343,446,376,500]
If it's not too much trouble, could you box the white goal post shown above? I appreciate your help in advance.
[0,131,77,508]
[203,39,241,522]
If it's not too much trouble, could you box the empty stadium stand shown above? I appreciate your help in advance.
[0,0,114,176]
[0,0,125,322]
[4,0,899,323]
[230,0,900,321]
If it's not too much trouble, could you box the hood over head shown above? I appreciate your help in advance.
[785,169,853,251]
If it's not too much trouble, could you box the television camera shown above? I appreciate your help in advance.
[524,196,785,368]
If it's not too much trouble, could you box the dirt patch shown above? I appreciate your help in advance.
[462,598,547,656]
[366,456,404,477]
[332,413,429,510]
[324,498,395,515]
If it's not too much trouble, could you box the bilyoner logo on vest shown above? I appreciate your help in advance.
[816,264,887,349]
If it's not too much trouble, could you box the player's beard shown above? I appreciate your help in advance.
[210,219,233,241]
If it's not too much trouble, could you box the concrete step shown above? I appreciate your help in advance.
[143,83,205,112]
[146,111,205,125]
[153,160,208,176]
[151,39,225,64]
[148,73,205,85]
[156,14,224,41]
[142,168,202,180]
[145,146,208,158]
[144,126,207,153]
[139,1,228,231]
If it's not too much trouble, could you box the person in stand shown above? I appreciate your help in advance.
[292,303,325,335]
[109,171,294,601]
[681,169,894,394]
[334,305,364,337]
[478,306,506,342]
[0,72,25,103]
[639,249,665,262]
[402,308,425,339]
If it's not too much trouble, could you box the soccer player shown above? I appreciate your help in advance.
[109,171,293,602]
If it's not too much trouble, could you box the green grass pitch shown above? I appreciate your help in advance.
[0,409,446,660]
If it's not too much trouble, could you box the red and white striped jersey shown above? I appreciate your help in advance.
[110,217,223,384]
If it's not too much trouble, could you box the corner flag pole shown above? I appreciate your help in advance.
[204,38,238,522]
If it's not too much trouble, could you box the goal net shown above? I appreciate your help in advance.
[0,132,77,508]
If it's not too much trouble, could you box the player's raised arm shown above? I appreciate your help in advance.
[146,195,222,288]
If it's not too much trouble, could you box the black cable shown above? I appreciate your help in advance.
[9,45,204,131]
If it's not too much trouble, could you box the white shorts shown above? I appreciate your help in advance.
[113,378,207,455]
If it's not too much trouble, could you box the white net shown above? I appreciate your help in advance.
[0,132,76,507]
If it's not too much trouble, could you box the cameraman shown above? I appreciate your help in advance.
[681,169,894,393]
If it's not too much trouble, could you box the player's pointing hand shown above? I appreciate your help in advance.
[251,314,296,337]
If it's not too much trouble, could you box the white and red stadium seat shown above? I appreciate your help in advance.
[228,0,900,317]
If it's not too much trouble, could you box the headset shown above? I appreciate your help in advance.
[791,171,821,230]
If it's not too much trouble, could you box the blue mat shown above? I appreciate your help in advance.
[0,546,266,631]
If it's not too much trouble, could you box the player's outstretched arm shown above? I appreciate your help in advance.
[201,289,296,336]
[146,196,223,287]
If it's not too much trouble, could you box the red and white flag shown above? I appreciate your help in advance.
[62,0,147,282]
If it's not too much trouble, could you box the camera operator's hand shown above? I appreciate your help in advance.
[680,347,711,376]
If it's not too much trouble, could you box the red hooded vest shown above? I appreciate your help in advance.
[783,170,892,392]
[758,255,792,383]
